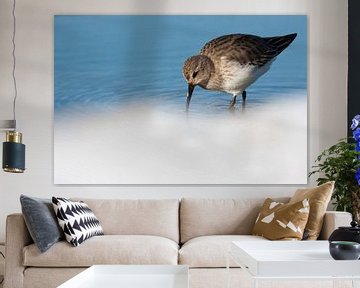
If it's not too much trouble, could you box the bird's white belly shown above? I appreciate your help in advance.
[220,59,274,95]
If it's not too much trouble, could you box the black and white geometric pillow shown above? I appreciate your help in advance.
[52,197,104,247]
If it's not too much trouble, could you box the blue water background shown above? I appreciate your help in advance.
[54,15,307,115]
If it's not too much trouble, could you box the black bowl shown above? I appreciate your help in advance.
[329,241,360,260]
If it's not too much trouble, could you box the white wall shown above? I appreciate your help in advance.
[0,0,348,242]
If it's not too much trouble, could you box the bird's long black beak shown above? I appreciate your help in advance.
[186,84,195,112]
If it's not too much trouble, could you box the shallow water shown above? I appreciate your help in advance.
[54,15,307,116]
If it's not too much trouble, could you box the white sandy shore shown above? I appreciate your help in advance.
[54,97,307,184]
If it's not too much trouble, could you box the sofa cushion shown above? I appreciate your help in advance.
[180,198,288,243]
[23,235,178,267]
[24,268,86,288]
[72,198,179,243]
[179,235,267,268]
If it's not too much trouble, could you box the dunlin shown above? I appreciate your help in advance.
[182,33,297,111]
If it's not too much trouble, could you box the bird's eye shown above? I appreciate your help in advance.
[192,71,198,78]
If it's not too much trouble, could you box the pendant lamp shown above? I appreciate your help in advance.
[1,0,25,173]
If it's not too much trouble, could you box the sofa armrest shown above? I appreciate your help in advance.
[318,211,352,240]
[4,213,33,288]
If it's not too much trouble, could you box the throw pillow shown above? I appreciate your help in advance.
[52,197,104,247]
[289,181,334,240]
[20,195,64,253]
[252,198,310,240]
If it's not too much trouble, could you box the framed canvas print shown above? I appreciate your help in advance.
[54,15,307,184]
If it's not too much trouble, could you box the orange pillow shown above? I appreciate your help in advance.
[252,198,310,240]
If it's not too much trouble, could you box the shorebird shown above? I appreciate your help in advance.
[182,33,297,111]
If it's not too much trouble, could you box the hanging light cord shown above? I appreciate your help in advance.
[12,0,18,129]
[0,250,4,284]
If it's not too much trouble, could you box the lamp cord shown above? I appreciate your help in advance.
[0,251,4,284]
[12,0,18,130]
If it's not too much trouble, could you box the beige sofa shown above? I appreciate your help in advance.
[4,198,352,288]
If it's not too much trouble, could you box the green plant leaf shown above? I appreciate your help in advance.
[309,138,360,216]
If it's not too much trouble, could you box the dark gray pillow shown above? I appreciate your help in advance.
[20,195,64,253]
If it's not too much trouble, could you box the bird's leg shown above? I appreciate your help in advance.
[229,95,237,110]
[242,91,247,109]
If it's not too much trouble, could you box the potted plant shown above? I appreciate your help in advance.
[309,115,360,222]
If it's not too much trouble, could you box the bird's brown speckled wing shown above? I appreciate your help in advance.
[200,33,296,67]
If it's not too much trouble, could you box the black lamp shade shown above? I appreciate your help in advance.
[2,131,25,173]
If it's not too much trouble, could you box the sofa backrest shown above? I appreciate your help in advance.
[73,198,180,243]
[180,198,289,243]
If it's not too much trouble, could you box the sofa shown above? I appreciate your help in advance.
[4,198,352,288]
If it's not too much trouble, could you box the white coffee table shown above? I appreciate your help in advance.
[228,241,360,288]
[57,265,189,288]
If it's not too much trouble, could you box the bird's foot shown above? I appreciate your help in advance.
[228,95,237,111]
[242,100,246,111]
[228,105,236,113]
[228,101,237,112]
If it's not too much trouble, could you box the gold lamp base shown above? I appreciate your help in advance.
[3,167,24,173]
